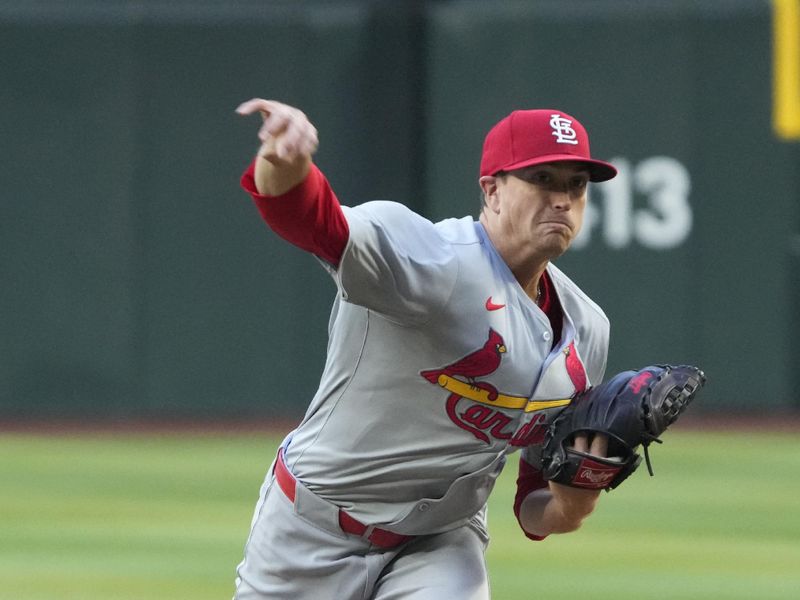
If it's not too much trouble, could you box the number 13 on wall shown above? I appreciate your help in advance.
[574,156,693,251]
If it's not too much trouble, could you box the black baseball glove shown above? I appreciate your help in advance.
[541,365,706,490]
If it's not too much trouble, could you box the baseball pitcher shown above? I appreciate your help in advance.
[231,99,705,599]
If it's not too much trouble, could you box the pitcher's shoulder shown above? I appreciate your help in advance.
[434,215,482,245]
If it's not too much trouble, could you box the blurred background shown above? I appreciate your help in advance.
[2,0,799,422]
[2,2,800,600]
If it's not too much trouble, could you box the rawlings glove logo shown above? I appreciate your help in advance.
[572,457,622,489]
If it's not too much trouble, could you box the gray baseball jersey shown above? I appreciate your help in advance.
[284,200,609,532]
[234,195,609,600]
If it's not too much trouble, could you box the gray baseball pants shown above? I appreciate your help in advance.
[233,461,490,600]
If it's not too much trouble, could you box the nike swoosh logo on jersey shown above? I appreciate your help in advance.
[485,297,505,311]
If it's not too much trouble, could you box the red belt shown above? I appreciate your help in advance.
[274,449,413,549]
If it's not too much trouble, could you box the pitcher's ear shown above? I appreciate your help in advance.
[479,175,500,212]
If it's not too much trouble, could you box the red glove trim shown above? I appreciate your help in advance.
[568,454,624,489]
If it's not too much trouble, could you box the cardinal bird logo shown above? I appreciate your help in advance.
[420,329,509,443]
[420,329,506,391]
[421,329,573,445]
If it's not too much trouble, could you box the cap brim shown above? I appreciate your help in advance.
[499,154,617,182]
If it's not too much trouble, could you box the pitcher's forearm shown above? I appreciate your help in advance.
[254,153,312,196]
[519,483,600,536]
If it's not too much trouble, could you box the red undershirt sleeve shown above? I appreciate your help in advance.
[513,457,550,541]
[240,160,349,268]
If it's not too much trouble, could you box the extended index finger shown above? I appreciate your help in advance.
[235,98,279,117]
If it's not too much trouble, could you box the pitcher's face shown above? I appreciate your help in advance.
[481,162,589,259]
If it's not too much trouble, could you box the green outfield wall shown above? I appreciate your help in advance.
[1,0,798,419]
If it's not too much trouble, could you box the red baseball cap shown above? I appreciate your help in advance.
[480,109,617,182]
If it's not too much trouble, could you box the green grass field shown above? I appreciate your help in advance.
[1,429,798,600]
